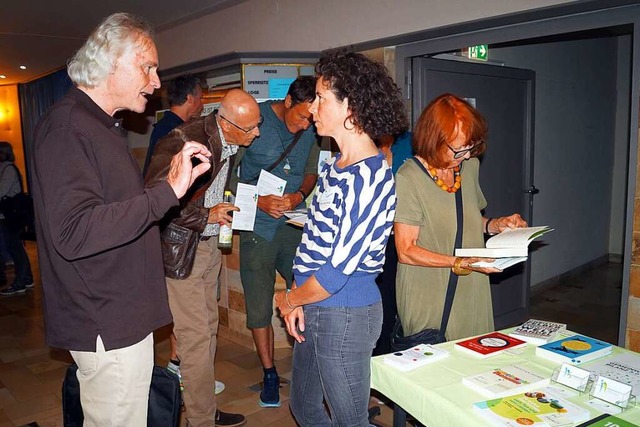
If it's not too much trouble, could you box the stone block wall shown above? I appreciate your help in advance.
[217,234,293,350]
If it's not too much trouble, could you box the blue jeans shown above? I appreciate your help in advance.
[290,303,382,427]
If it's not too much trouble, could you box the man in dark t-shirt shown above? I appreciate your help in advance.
[143,73,204,175]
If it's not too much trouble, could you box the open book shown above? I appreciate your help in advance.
[455,226,552,269]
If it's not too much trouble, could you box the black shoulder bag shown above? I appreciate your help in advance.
[390,157,464,351]
[0,163,36,238]
[63,363,181,427]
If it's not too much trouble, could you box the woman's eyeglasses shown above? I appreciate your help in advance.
[220,115,264,133]
[447,140,484,159]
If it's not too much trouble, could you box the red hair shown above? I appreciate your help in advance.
[412,93,487,168]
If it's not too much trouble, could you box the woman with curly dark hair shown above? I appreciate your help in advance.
[274,50,408,426]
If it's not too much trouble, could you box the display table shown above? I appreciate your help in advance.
[371,331,640,427]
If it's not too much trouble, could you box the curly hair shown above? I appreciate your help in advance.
[315,49,408,140]
[67,13,154,88]
[413,93,487,168]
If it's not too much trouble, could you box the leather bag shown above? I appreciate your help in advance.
[161,221,199,280]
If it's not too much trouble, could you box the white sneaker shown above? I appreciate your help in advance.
[168,360,225,395]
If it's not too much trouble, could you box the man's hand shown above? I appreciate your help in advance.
[207,203,239,227]
[258,193,303,219]
[166,141,212,198]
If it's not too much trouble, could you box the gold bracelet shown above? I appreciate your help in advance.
[285,290,296,310]
[452,257,472,276]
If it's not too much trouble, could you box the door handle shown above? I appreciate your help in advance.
[524,185,539,195]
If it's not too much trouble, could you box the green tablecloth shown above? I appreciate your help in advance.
[371,331,640,427]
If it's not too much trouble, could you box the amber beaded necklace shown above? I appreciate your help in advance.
[427,165,461,193]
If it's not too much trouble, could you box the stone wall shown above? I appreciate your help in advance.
[627,129,640,351]
[217,234,293,350]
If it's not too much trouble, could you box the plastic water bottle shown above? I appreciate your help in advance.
[218,190,234,250]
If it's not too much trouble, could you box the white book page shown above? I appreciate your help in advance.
[485,226,552,249]
[231,183,258,231]
[471,257,527,269]
[257,169,287,196]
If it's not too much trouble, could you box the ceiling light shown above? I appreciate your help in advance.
[0,75,6,79]
[19,65,26,70]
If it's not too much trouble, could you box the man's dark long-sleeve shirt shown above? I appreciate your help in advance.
[31,87,176,351]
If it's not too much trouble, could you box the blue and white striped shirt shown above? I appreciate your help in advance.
[293,152,396,307]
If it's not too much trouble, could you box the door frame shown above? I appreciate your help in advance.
[411,57,537,328]
[388,3,640,347]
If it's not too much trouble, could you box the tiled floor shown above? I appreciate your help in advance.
[0,243,623,426]
[530,261,622,345]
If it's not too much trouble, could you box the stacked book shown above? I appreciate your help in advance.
[462,364,550,398]
[455,331,527,358]
[536,334,612,365]
[382,344,449,372]
[509,319,567,346]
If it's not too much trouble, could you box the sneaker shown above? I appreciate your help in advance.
[259,372,280,408]
[215,409,246,427]
[168,360,224,395]
[24,281,35,289]
[0,284,26,296]
[167,360,184,392]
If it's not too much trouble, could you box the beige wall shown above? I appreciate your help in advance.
[156,0,575,70]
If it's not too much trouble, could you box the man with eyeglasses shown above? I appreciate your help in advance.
[145,88,261,427]
[230,75,320,408]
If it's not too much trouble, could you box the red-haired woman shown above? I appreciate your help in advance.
[395,94,526,341]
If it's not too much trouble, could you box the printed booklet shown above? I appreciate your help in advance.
[473,388,590,427]
[583,352,640,397]
[536,334,612,365]
[455,332,527,358]
[462,364,550,398]
[509,319,567,346]
[577,414,639,427]
[382,344,450,372]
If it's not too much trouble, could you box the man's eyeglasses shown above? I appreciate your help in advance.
[447,140,484,159]
[220,115,263,133]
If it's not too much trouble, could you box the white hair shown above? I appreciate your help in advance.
[67,13,154,88]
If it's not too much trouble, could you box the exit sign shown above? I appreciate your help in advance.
[468,45,488,61]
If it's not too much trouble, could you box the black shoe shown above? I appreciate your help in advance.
[215,410,246,427]
[0,284,26,296]
[259,372,280,408]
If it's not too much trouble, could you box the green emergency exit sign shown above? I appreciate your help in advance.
[468,45,488,61]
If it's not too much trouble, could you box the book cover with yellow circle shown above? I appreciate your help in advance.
[473,390,589,426]
[536,334,612,364]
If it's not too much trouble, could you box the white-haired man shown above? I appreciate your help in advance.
[31,13,212,425]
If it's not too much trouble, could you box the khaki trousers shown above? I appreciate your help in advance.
[70,333,154,427]
[166,238,221,427]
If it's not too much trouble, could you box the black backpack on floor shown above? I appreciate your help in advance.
[62,363,181,427]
